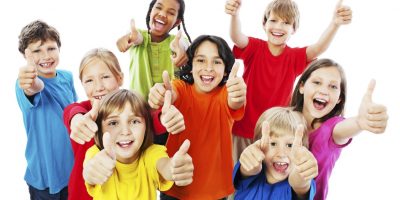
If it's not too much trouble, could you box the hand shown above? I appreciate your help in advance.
[289,125,318,183]
[18,49,44,94]
[225,0,241,16]
[170,30,188,67]
[170,139,194,186]
[239,121,269,176]
[116,19,141,52]
[83,132,116,185]
[70,99,100,144]
[161,90,185,134]
[227,62,246,104]
[333,0,352,26]
[148,71,172,109]
[357,80,388,133]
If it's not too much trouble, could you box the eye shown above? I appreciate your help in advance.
[107,120,118,126]
[312,80,321,85]
[168,11,176,16]
[49,47,57,51]
[330,84,338,90]
[102,75,111,79]
[269,19,276,23]
[32,49,40,53]
[287,143,293,148]
[213,59,223,65]
[194,58,205,63]
[270,142,277,147]
[155,5,162,10]
[83,79,93,84]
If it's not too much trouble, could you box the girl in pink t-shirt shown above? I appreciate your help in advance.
[290,58,388,200]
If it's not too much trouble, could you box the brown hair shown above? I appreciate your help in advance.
[263,0,300,32]
[18,20,61,54]
[94,89,154,153]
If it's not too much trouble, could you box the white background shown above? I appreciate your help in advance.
[0,0,399,199]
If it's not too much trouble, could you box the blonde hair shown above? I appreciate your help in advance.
[254,107,308,148]
[79,48,123,81]
[263,0,300,32]
[95,89,154,153]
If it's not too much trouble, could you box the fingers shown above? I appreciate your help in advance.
[239,143,265,173]
[225,0,241,15]
[171,139,194,186]
[293,148,318,180]
[130,18,137,39]
[292,125,304,149]
[162,90,172,114]
[336,0,343,9]
[148,83,168,109]
[161,105,185,134]
[24,49,37,70]
[103,132,116,160]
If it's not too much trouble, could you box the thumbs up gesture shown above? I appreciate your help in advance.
[333,0,352,26]
[83,132,116,185]
[70,99,101,144]
[170,30,188,67]
[161,90,185,134]
[149,71,173,109]
[18,49,44,95]
[239,121,269,177]
[225,0,241,16]
[170,139,194,186]
[116,18,143,52]
[357,80,388,133]
[227,62,246,109]
[289,125,318,189]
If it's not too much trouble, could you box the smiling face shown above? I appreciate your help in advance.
[101,102,146,164]
[300,67,342,123]
[191,40,226,93]
[264,11,294,49]
[149,0,181,42]
[81,59,122,103]
[265,131,294,184]
[25,40,59,78]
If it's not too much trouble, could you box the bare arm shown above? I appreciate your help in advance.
[225,0,249,49]
[306,0,352,61]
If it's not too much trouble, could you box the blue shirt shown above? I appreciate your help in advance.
[15,70,77,194]
[233,162,316,200]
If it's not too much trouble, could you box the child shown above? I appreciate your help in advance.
[148,35,247,199]
[234,107,318,200]
[290,58,388,199]
[16,20,77,199]
[82,89,194,199]
[225,0,353,163]
[116,0,191,145]
[63,48,185,200]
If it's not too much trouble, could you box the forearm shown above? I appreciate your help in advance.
[332,117,361,145]
[230,15,248,49]
[156,157,173,181]
[306,22,339,61]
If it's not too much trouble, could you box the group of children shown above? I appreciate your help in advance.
[15,0,388,200]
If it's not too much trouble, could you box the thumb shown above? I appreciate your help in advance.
[103,132,116,160]
[162,90,172,114]
[363,79,376,103]
[229,62,240,79]
[88,99,100,120]
[24,49,36,70]
[130,18,137,38]
[260,121,270,151]
[336,0,344,9]
[291,125,304,154]
[175,139,190,156]
[173,30,182,46]
[163,70,172,91]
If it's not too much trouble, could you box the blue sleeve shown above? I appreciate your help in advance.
[233,162,260,190]
[308,179,317,200]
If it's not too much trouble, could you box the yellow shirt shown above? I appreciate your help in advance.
[85,144,173,200]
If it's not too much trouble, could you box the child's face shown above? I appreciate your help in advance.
[300,67,342,121]
[101,103,146,164]
[263,12,294,48]
[265,133,294,184]
[150,0,180,39]
[191,40,226,93]
[81,59,122,103]
[25,40,59,78]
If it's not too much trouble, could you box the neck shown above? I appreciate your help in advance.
[268,42,285,56]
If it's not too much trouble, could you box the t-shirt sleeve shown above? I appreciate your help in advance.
[151,109,167,135]
[308,179,317,200]
[233,162,260,190]
[15,79,41,111]
[233,37,258,62]
[144,145,174,191]
[290,46,309,75]
[63,102,91,134]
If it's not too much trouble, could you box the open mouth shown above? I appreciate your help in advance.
[117,140,134,148]
[39,62,54,68]
[273,162,289,173]
[200,75,214,84]
[153,18,166,31]
[93,95,105,100]
[313,98,328,110]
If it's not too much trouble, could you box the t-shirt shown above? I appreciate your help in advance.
[309,116,351,200]
[85,144,173,200]
[15,69,77,194]
[164,80,245,200]
[129,29,176,100]
[232,37,308,138]
[233,163,316,200]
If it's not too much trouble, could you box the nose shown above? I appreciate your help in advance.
[205,62,213,72]
[120,125,132,136]
[158,10,167,18]
[94,79,105,92]
[318,86,329,95]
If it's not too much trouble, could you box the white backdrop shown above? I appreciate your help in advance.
[0,0,399,199]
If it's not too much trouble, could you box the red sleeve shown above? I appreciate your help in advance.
[63,100,92,134]
[151,109,167,135]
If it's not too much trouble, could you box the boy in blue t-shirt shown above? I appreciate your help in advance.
[16,20,77,200]
[234,107,317,200]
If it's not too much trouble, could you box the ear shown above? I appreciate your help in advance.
[173,19,182,29]
[299,83,305,94]
[336,98,341,105]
